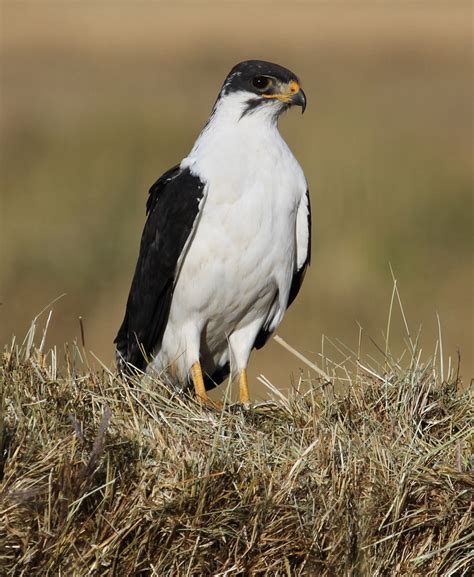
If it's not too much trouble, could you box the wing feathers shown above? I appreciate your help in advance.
[288,188,311,307]
[254,188,312,350]
[115,166,206,371]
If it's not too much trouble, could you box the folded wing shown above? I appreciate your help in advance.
[114,165,206,371]
[254,188,312,349]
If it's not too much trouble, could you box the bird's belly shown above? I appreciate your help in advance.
[160,192,296,375]
[176,215,289,328]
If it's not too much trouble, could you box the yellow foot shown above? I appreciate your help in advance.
[239,368,251,407]
[198,396,223,410]
[191,362,223,410]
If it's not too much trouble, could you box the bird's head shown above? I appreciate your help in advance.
[217,60,306,122]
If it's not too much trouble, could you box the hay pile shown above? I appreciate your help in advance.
[0,328,472,575]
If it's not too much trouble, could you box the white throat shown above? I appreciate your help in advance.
[181,91,287,177]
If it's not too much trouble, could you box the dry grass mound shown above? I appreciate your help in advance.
[0,320,472,575]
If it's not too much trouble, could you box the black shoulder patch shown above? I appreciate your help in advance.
[146,164,180,216]
[115,166,205,371]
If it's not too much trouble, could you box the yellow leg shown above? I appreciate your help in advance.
[190,362,223,409]
[239,368,250,406]
[191,362,208,401]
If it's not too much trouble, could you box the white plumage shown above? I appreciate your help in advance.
[152,91,308,383]
[115,60,310,405]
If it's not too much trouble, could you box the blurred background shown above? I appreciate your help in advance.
[1,1,472,396]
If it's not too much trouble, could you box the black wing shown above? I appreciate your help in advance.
[114,165,205,371]
[254,188,312,350]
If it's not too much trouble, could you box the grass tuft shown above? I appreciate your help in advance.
[0,320,472,575]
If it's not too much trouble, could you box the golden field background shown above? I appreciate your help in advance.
[1,2,472,395]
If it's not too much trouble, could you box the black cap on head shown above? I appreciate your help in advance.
[220,60,306,115]
[222,60,300,95]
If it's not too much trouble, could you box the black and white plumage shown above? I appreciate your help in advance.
[115,60,311,405]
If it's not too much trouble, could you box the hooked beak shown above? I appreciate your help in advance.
[262,79,307,114]
[290,87,307,114]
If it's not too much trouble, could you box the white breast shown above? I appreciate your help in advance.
[151,91,307,381]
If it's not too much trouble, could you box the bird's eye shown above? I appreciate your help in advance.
[252,76,271,90]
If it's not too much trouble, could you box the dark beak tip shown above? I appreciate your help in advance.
[295,88,307,114]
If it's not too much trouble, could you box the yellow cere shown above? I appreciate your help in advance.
[262,80,300,102]
[289,80,299,94]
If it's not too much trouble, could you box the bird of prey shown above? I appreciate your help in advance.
[115,60,311,406]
